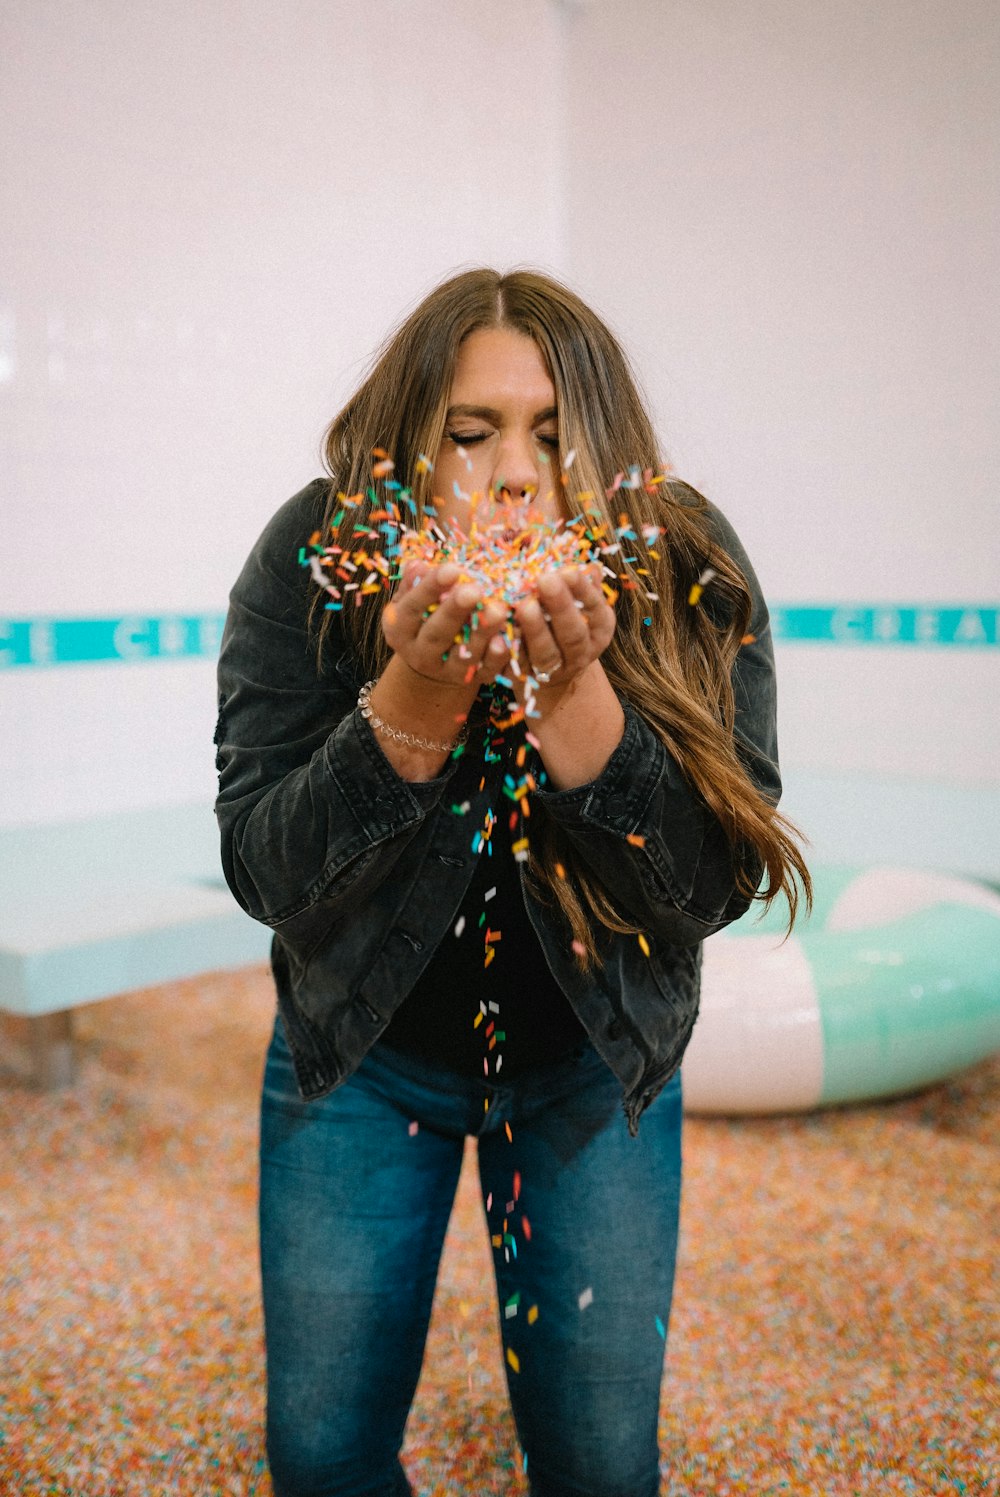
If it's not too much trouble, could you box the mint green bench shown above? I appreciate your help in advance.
[0,804,271,1087]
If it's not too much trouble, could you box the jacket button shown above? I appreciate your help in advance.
[605,794,628,818]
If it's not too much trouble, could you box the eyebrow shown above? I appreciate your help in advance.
[445,403,558,424]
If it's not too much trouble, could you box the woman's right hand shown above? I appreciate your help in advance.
[382,563,512,687]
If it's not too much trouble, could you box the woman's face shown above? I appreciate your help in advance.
[431,326,563,534]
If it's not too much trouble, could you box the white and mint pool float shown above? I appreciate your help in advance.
[682,866,1000,1114]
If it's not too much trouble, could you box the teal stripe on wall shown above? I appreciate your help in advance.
[772,605,998,647]
[1,605,997,668]
[0,616,227,669]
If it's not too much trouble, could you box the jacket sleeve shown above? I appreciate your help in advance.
[214,482,456,940]
[533,501,781,948]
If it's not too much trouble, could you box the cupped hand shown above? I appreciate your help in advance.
[382,563,512,687]
[512,564,616,691]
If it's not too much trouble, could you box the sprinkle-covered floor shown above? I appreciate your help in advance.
[1,969,996,1496]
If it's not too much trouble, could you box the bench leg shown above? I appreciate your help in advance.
[29,1011,76,1089]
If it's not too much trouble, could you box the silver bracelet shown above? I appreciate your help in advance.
[358,679,469,755]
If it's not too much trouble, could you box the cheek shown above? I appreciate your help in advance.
[430,452,473,531]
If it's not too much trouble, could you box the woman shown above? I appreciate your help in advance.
[215,268,810,1497]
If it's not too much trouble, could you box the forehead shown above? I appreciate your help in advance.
[450,326,555,406]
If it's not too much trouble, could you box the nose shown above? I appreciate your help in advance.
[492,430,543,504]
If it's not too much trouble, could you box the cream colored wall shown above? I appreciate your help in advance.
[561,0,999,788]
[0,0,566,823]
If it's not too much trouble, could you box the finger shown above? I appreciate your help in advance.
[567,571,615,648]
[536,573,592,660]
[565,564,605,605]
[420,586,507,659]
[385,564,461,642]
[478,630,512,683]
[400,563,463,621]
[514,593,566,677]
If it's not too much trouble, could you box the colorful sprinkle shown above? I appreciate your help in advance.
[1,972,993,1492]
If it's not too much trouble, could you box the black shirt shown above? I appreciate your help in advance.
[380,701,587,1079]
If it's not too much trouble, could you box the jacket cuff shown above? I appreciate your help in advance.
[531,700,664,830]
[323,705,460,842]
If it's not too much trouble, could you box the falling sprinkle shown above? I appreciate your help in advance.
[506,1348,520,1373]
[527,1303,539,1324]
[408,1121,419,1136]
[504,1122,513,1143]
[454,916,466,938]
[638,933,651,958]
[626,833,646,848]
[655,1315,666,1339]
[578,1287,594,1311]
[688,566,718,607]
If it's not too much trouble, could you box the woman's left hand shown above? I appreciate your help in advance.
[512,563,616,692]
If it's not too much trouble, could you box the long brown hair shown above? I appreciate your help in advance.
[314,267,811,961]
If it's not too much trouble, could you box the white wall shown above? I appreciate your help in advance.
[0,0,566,824]
[562,0,999,790]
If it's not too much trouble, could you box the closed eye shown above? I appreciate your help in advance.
[446,429,560,450]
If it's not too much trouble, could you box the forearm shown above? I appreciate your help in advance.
[529,659,625,790]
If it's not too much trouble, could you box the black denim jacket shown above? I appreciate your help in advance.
[215,479,782,1133]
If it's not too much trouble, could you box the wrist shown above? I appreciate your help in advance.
[524,661,625,790]
[368,655,479,750]
[359,680,468,755]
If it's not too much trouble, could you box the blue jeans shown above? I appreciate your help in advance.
[259,1018,682,1497]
